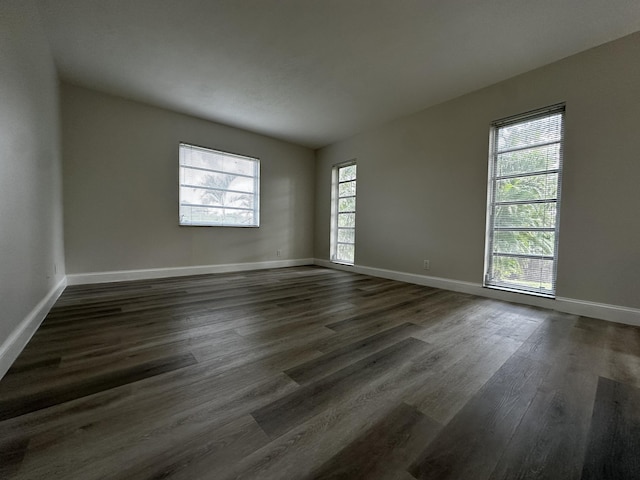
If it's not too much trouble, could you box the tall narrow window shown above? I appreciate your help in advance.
[484,104,565,297]
[331,161,357,265]
[179,143,260,227]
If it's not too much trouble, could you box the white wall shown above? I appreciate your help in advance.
[315,31,640,311]
[61,83,316,276]
[0,1,66,374]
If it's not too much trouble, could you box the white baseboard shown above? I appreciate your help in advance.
[0,277,67,380]
[66,258,316,285]
[553,297,640,327]
[314,259,640,327]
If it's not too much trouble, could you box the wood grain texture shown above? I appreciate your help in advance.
[284,322,422,385]
[0,353,197,421]
[0,438,29,479]
[303,402,440,480]
[408,353,551,480]
[580,376,640,480]
[0,266,638,479]
[252,337,430,438]
[487,316,606,480]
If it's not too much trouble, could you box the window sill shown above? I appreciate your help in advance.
[331,260,355,267]
[484,284,555,299]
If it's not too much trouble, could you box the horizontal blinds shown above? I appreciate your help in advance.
[179,143,260,227]
[485,105,564,296]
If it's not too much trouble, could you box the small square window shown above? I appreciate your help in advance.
[179,143,260,227]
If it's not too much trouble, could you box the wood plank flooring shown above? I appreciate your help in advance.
[1,266,639,479]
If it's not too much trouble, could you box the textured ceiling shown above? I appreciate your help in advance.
[36,0,640,148]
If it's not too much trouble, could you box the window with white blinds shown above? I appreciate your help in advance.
[179,143,260,227]
[484,104,565,297]
[331,161,356,264]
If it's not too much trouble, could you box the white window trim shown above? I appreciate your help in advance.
[484,104,565,297]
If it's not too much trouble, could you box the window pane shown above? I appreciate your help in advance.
[339,165,357,182]
[180,205,217,225]
[182,169,255,194]
[181,147,225,170]
[222,156,256,176]
[494,203,557,229]
[338,197,356,212]
[181,187,255,209]
[496,143,560,177]
[180,168,256,193]
[181,146,256,176]
[495,173,558,202]
[179,205,256,226]
[493,231,555,256]
[497,113,562,151]
[338,213,356,227]
[337,244,355,263]
[181,168,214,188]
[337,228,355,243]
[339,181,356,197]
[488,256,555,293]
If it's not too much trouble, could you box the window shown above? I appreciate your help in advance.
[484,104,565,297]
[179,143,260,227]
[331,161,357,264]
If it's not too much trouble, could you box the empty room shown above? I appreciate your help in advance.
[2,1,640,479]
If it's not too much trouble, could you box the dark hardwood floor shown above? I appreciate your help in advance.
[1,266,639,479]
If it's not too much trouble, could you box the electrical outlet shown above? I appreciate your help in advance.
[277,250,282,257]
[423,259,430,270]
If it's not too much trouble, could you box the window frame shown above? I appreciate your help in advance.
[484,104,565,297]
[178,142,260,227]
[330,160,357,265]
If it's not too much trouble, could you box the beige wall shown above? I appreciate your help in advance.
[315,32,640,310]
[0,2,65,344]
[61,83,315,274]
